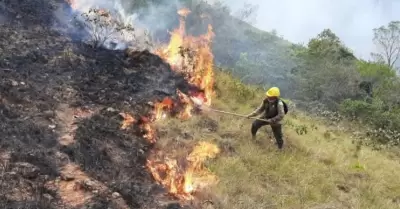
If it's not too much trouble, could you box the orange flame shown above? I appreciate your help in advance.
[146,141,220,200]
[66,4,220,201]
[139,116,157,144]
[142,123,156,144]
[147,156,190,199]
[145,8,219,200]
[177,90,194,120]
[66,0,219,200]
[119,113,135,130]
[153,97,174,121]
[155,8,215,106]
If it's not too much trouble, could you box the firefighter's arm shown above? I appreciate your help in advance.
[268,100,285,123]
[247,101,265,117]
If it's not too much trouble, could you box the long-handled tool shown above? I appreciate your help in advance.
[190,96,269,122]
[205,108,270,122]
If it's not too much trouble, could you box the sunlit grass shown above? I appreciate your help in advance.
[154,71,400,209]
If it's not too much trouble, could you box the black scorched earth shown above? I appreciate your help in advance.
[0,0,202,208]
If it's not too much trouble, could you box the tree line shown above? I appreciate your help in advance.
[288,22,400,146]
[191,1,400,146]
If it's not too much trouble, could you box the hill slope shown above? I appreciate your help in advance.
[153,72,400,209]
[0,1,199,208]
[1,0,400,209]
[135,0,296,90]
[183,2,296,89]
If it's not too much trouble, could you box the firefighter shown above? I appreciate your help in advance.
[246,87,286,149]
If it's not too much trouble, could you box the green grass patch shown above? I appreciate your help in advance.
[155,71,400,209]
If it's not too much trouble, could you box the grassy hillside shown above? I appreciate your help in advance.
[2,0,400,208]
[153,71,400,209]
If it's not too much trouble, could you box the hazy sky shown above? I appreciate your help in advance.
[224,0,400,60]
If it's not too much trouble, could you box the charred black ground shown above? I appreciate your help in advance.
[0,0,197,208]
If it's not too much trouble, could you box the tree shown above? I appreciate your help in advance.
[78,9,135,48]
[307,29,355,61]
[233,3,259,25]
[356,60,396,98]
[233,52,264,84]
[372,21,400,69]
[292,29,360,108]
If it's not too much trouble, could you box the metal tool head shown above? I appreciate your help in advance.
[189,96,212,112]
[190,96,203,107]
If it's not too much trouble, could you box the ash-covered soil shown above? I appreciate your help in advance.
[0,0,196,208]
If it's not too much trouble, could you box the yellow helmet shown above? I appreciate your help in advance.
[266,87,280,97]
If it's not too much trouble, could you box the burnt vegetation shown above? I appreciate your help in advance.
[78,8,135,48]
[0,0,200,208]
[2,0,400,208]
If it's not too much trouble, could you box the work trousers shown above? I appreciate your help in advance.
[251,120,283,149]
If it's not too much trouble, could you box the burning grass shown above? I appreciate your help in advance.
[3,0,400,208]
[62,0,221,203]
[155,8,215,106]
[0,11,206,208]
[146,141,220,201]
[161,71,400,209]
[114,7,222,203]
[127,69,400,208]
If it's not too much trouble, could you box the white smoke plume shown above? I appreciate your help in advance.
[0,14,6,24]
[54,0,183,50]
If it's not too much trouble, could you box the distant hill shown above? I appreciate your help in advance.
[183,2,297,89]
[138,0,297,91]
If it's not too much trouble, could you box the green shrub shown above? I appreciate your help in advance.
[340,99,400,145]
[214,70,259,103]
[339,99,379,119]
[374,111,400,130]
[295,124,308,135]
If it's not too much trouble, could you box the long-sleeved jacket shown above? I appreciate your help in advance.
[248,99,285,124]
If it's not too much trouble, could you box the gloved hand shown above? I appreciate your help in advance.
[246,114,251,119]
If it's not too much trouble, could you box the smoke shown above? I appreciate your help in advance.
[0,14,5,24]
[217,0,400,60]
[53,0,183,50]
[0,2,5,23]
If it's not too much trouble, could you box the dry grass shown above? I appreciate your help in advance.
[154,72,400,209]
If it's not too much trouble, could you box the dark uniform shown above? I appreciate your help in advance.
[247,99,285,149]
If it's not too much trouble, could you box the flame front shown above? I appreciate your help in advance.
[153,97,174,120]
[139,116,157,144]
[66,1,219,201]
[148,8,218,200]
[156,8,215,107]
[146,142,220,200]
[119,113,135,130]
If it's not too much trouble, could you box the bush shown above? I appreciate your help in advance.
[78,9,135,48]
[340,98,400,145]
[214,70,259,103]
[339,99,379,119]
[375,110,400,130]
